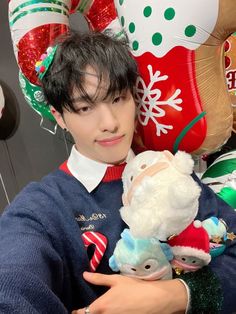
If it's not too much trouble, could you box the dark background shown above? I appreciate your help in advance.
[1,3,236,212]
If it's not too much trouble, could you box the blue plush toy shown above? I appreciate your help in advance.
[202,216,228,257]
[109,228,173,280]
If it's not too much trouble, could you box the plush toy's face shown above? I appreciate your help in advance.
[118,257,170,280]
[171,255,206,272]
[122,150,172,195]
[122,149,197,206]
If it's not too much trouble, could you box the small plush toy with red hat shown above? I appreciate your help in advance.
[202,216,228,258]
[168,220,211,275]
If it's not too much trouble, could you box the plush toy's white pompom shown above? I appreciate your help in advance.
[193,220,202,228]
[172,151,194,175]
[169,176,201,209]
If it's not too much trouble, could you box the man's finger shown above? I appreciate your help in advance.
[83,271,117,286]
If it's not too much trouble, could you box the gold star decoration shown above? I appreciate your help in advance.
[211,235,222,244]
[174,267,184,276]
[227,232,236,241]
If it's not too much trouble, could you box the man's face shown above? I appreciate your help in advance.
[53,67,136,164]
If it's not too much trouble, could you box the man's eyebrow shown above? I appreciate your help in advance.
[72,96,87,103]
[72,95,94,104]
[72,90,110,105]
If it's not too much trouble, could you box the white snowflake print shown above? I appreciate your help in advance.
[135,65,183,136]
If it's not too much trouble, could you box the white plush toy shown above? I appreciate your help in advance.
[121,150,201,241]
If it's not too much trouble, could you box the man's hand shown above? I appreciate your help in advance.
[72,271,187,314]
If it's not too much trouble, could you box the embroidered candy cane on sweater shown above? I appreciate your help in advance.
[81,231,108,272]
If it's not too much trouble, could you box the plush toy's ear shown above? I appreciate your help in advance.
[160,242,174,261]
[172,151,194,175]
[109,255,119,271]
[121,228,135,251]
[121,228,130,239]
[211,216,220,225]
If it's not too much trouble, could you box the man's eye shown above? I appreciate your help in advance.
[76,106,91,114]
[112,96,121,104]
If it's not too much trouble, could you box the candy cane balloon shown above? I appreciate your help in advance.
[114,0,236,156]
[8,0,120,119]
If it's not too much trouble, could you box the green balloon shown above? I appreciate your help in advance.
[19,71,55,122]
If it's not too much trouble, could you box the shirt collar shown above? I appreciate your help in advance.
[67,145,135,192]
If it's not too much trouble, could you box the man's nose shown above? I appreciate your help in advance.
[99,104,119,133]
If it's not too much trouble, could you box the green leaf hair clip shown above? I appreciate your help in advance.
[35,45,58,80]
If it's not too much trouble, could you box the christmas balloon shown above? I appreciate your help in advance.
[0,85,4,120]
[225,33,236,131]
[201,150,236,210]
[8,0,120,120]
[19,71,54,122]
[0,81,20,140]
[114,0,236,156]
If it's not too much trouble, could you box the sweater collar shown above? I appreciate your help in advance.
[65,145,134,192]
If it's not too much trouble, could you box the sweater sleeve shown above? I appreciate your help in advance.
[0,204,68,314]
[177,174,236,314]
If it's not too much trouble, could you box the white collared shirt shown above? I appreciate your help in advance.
[67,145,135,192]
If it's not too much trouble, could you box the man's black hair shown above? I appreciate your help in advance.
[41,31,138,114]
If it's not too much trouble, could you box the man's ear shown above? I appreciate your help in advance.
[50,106,66,129]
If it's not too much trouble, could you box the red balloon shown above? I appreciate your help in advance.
[18,24,68,85]
[86,0,117,31]
[114,1,236,156]
[133,49,206,153]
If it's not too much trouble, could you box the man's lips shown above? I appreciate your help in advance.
[96,135,124,146]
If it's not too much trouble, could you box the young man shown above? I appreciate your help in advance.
[0,31,235,314]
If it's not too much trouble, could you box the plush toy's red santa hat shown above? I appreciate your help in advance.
[168,220,211,264]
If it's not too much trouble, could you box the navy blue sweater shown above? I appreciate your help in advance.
[0,168,235,313]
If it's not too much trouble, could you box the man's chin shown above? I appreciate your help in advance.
[106,158,126,165]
